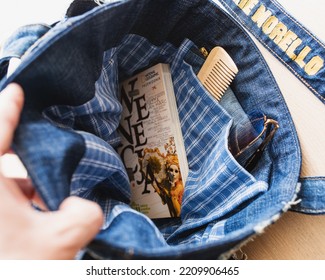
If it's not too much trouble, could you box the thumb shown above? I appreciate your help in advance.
[42,196,104,259]
[0,83,24,155]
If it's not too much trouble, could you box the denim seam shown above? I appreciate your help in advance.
[250,116,265,123]
[300,176,325,181]
[292,207,325,214]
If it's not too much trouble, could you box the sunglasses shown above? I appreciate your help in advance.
[234,115,279,172]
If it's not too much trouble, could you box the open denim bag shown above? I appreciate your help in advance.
[1,0,322,259]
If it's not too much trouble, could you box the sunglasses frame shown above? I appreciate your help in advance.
[234,115,279,171]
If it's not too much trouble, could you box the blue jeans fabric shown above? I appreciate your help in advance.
[293,178,325,214]
[0,0,302,259]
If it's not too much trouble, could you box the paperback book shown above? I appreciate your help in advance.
[117,63,188,219]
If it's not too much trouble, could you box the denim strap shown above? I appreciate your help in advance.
[217,0,325,105]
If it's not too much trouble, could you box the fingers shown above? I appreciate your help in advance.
[12,177,47,209]
[41,196,104,259]
[0,84,24,155]
[58,196,104,244]
[0,173,103,259]
[0,173,31,206]
[10,178,34,197]
[0,84,104,259]
[61,196,103,227]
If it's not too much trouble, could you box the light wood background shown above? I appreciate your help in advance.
[242,211,325,260]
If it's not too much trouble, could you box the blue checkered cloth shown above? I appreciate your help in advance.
[43,34,268,246]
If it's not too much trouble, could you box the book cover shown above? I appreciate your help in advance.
[117,63,188,219]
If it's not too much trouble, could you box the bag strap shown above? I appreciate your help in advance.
[216,0,325,105]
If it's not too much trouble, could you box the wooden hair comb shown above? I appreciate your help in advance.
[197,47,238,101]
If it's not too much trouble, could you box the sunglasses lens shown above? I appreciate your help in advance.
[244,118,279,171]
[229,114,266,157]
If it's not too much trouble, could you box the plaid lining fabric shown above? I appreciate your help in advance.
[43,34,268,244]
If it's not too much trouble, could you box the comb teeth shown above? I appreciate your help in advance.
[197,47,238,101]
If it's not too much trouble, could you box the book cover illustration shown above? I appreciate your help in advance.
[117,63,188,219]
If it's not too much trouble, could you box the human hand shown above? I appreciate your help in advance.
[0,84,104,259]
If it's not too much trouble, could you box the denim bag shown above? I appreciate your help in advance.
[0,0,305,259]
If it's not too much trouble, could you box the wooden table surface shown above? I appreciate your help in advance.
[241,212,325,260]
